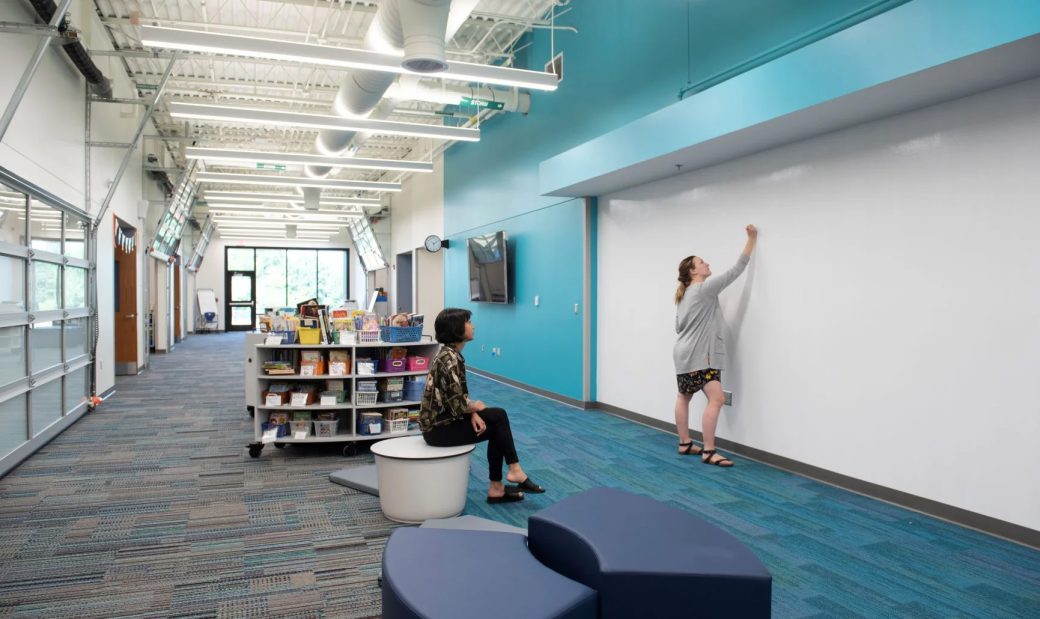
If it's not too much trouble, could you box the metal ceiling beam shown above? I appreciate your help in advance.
[0,22,61,36]
[94,54,177,228]
[97,15,367,47]
[0,0,73,144]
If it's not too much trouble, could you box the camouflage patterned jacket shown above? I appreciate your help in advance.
[419,345,469,432]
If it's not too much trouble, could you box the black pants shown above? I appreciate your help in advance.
[423,407,519,482]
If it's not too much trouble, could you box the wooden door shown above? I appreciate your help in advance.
[174,258,182,341]
[114,222,138,375]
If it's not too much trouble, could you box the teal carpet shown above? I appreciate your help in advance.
[0,332,1036,617]
[462,373,1040,618]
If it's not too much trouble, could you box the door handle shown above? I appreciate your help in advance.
[125,313,136,319]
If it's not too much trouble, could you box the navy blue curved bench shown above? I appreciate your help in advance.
[382,527,597,619]
[528,487,772,619]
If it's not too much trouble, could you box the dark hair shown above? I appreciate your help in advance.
[675,256,696,304]
[434,308,472,344]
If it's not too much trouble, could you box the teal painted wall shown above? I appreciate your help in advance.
[541,0,1040,195]
[444,199,585,399]
[444,0,914,398]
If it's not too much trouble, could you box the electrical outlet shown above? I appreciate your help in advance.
[723,390,733,406]
[534,295,539,307]
[481,344,485,352]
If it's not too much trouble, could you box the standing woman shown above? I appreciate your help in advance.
[673,225,757,467]
[420,308,545,503]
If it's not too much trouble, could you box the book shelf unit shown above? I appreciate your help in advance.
[247,338,440,458]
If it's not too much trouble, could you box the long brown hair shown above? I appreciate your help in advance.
[675,256,696,304]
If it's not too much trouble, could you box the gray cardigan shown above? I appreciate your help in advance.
[673,254,750,374]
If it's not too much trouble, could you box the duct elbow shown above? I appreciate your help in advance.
[90,77,113,100]
[304,165,333,179]
[398,0,452,73]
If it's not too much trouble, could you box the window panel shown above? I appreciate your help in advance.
[64,212,87,259]
[227,247,254,271]
[0,394,27,458]
[29,321,61,373]
[64,317,89,361]
[64,367,87,414]
[230,305,253,326]
[32,261,61,311]
[0,183,25,245]
[0,255,24,311]
[317,250,347,307]
[287,250,317,305]
[29,199,62,251]
[0,326,26,387]
[230,273,252,302]
[65,266,86,309]
[31,378,62,436]
[255,249,287,313]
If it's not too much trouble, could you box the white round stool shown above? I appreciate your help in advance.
[370,436,475,524]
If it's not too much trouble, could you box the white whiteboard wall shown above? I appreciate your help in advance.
[597,77,1040,531]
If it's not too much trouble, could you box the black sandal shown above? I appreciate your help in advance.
[509,477,545,494]
[487,492,524,504]
[701,449,733,467]
[678,440,702,456]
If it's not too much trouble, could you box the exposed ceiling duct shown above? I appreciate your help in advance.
[375,0,452,73]
[28,0,113,99]
[307,0,471,179]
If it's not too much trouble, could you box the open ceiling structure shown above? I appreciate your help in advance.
[89,0,567,242]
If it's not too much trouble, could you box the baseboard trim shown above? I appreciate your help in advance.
[593,402,1038,549]
[97,385,116,401]
[464,369,1038,549]
[466,367,587,409]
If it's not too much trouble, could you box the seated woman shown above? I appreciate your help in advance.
[420,308,545,504]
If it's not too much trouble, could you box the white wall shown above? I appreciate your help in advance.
[193,233,358,331]
[389,154,444,321]
[0,0,156,394]
[597,77,1040,531]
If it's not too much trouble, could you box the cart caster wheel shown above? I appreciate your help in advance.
[248,444,263,458]
[342,443,357,457]
[274,443,286,449]
[247,406,254,418]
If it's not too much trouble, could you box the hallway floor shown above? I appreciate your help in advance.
[0,332,1037,617]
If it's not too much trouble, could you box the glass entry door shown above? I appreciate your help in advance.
[226,271,255,331]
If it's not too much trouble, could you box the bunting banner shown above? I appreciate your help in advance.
[113,215,136,254]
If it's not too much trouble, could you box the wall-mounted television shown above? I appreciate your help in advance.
[468,231,509,303]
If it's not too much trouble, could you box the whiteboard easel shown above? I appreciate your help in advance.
[197,288,219,332]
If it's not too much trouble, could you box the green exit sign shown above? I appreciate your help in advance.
[460,96,505,110]
[256,162,286,171]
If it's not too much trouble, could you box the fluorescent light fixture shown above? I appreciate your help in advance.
[202,191,381,206]
[186,147,433,173]
[206,203,362,217]
[141,26,558,92]
[197,171,401,192]
[170,102,479,142]
[213,220,343,230]
[205,203,361,215]
[213,218,355,227]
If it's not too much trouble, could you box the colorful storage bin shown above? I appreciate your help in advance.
[406,356,429,371]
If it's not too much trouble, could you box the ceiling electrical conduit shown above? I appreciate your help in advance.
[29,0,113,99]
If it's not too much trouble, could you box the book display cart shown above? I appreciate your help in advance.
[246,336,439,458]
